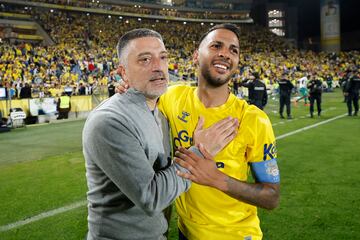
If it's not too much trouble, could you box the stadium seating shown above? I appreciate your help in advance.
[0,2,358,104]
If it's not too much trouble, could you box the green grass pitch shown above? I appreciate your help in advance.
[0,89,359,239]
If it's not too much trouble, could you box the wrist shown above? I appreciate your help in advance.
[213,171,229,192]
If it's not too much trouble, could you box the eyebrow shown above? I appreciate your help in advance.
[211,41,239,49]
[231,45,240,51]
[137,50,168,58]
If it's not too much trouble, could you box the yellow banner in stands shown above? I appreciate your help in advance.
[0,99,29,117]
[70,96,92,112]
[0,12,31,19]
[17,34,44,40]
[0,96,93,117]
[14,24,37,30]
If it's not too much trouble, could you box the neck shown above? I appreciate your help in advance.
[146,98,158,111]
[197,78,230,108]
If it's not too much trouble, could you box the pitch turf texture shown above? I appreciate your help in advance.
[0,89,359,239]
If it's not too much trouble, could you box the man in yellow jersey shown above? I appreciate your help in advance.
[117,24,280,240]
[159,24,280,240]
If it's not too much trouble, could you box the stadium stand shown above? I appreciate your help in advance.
[0,0,359,122]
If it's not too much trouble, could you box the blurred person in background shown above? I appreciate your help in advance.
[344,69,360,116]
[240,71,268,110]
[307,74,323,118]
[57,92,71,119]
[277,74,294,119]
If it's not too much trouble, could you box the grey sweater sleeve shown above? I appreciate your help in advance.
[83,113,191,216]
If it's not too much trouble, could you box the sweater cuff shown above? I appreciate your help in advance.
[188,146,204,158]
[174,163,192,190]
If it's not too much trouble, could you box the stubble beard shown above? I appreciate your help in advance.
[143,84,168,99]
[201,64,233,87]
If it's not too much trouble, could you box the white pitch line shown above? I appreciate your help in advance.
[276,113,347,140]
[272,107,337,127]
[0,200,87,232]
[0,112,348,232]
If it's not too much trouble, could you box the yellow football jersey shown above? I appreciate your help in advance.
[158,85,277,240]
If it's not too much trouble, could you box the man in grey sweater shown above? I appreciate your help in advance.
[83,29,237,240]
[83,28,188,240]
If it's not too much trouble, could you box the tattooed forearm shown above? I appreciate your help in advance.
[223,176,280,210]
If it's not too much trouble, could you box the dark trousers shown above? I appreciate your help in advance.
[347,93,359,115]
[179,229,188,240]
[57,108,70,119]
[309,95,322,115]
[279,94,291,116]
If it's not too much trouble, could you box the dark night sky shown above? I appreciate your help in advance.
[281,0,360,41]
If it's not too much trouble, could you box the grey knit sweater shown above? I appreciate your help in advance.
[83,88,191,240]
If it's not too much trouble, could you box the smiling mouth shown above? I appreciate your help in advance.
[214,64,229,70]
[212,58,231,71]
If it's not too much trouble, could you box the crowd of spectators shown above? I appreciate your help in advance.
[0,8,359,100]
[22,0,248,20]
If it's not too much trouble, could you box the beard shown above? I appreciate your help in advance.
[200,63,234,87]
[143,71,169,99]
[143,84,168,99]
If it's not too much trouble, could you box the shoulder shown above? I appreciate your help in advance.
[230,99,257,121]
[232,95,248,108]
[241,105,272,130]
[167,84,193,94]
[92,95,137,119]
[161,84,194,101]
[88,97,123,121]
[84,98,134,137]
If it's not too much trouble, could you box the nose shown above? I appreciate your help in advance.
[151,57,162,71]
[218,48,230,60]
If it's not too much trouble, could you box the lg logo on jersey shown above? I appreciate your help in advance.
[174,130,193,148]
[173,130,225,169]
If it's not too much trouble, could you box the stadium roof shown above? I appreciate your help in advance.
[102,0,253,12]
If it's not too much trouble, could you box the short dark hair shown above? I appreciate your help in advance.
[252,72,260,79]
[198,23,241,47]
[117,28,163,63]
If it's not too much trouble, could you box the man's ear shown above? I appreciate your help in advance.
[117,65,129,84]
[192,50,199,66]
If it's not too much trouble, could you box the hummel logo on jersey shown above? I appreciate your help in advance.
[177,111,190,123]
